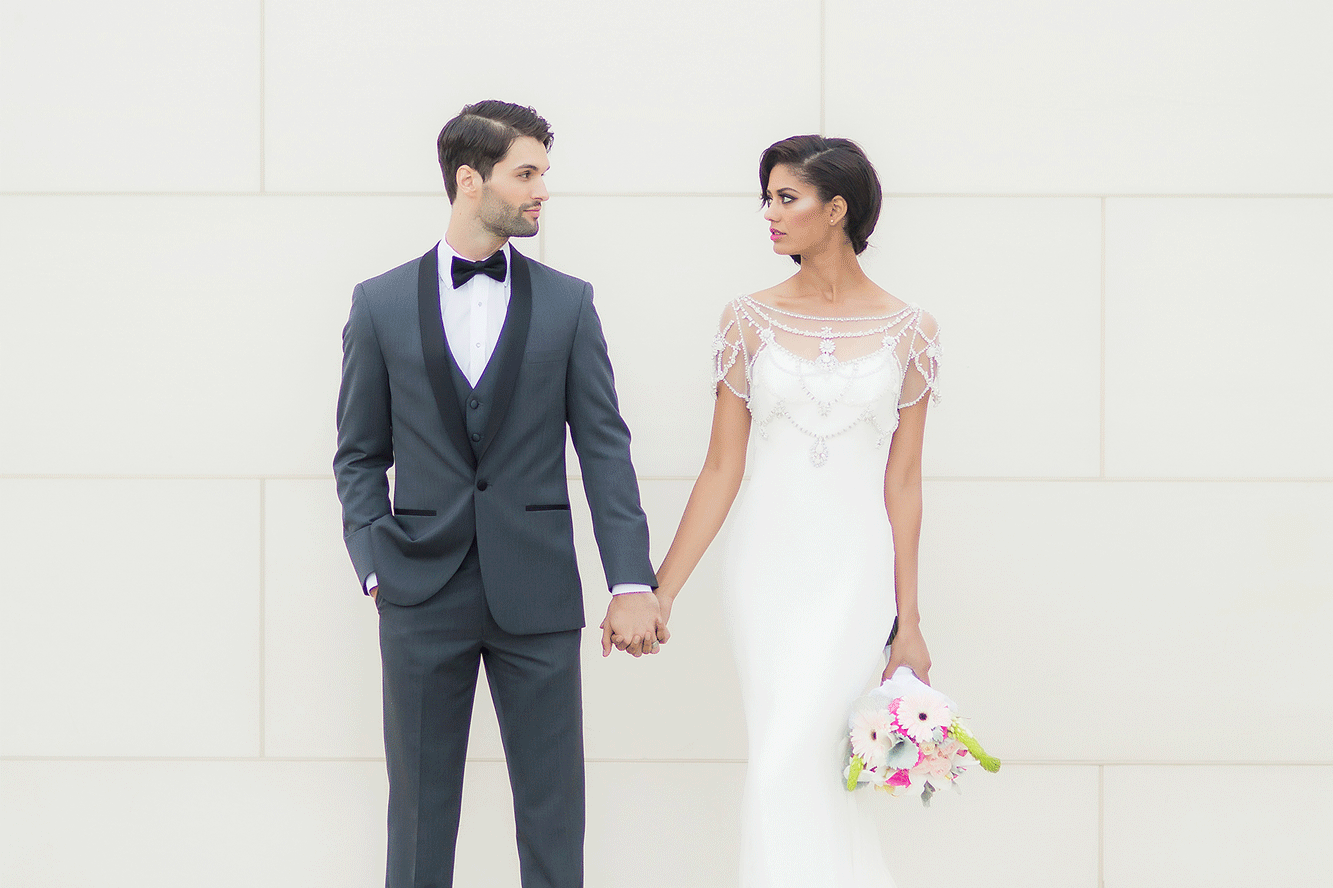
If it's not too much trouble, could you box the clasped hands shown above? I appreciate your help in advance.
[600,590,672,658]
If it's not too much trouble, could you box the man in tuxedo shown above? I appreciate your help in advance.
[334,100,665,888]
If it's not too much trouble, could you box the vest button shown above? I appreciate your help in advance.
[471,433,481,442]
[476,480,488,491]
[469,399,480,409]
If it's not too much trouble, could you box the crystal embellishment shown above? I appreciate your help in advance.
[814,327,838,371]
[811,437,829,467]
[712,296,941,469]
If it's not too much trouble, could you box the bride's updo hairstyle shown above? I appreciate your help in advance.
[759,135,883,265]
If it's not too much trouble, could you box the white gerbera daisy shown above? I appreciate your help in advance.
[891,692,953,743]
[849,704,896,772]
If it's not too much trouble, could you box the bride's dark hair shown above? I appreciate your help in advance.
[759,135,883,264]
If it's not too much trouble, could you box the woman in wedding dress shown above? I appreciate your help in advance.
[642,136,940,886]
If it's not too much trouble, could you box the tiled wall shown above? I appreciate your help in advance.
[3,2,1331,886]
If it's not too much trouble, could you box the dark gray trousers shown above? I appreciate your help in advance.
[378,543,585,888]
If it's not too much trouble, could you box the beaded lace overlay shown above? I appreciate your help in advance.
[713,295,941,466]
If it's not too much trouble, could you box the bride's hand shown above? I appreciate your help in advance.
[883,623,932,685]
[655,588,674,629]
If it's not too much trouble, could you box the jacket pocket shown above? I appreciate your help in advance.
[394,507,437,517]
[525,503,572,512]
[524,349,565,364]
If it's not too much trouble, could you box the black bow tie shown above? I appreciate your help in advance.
[451,250,507,289]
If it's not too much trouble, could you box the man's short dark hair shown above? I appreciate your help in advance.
[760,135,883,265]
[437,100,554,202]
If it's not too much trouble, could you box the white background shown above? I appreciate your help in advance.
[2,1,1331,886]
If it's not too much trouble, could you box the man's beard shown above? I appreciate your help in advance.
[480,195,539,239]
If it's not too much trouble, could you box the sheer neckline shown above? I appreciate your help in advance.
[740,293,916,324]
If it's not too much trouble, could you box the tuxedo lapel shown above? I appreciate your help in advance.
[417,245,477,470]
[475,246,534,462]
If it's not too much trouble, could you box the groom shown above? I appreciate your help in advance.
[334,100,664,888]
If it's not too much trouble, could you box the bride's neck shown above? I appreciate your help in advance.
[794,246,870,304]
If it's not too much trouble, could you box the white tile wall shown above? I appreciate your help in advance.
[263,479,383,758]
[586,762,745,888]
[576,480,748,761]
[1103,765,1333,887]
[544,196,785,477]
[6,2,1331,885]
[863,197,1103,477]
[0,195,447,476]
[0,1,261,192]
[0,480,261,756]
[920,480,1333,762]
[1105,198,1333,478]
[263,0,821,194]
[826,1,1333,194]
[877,764,1099,888]
[0,761,387,887]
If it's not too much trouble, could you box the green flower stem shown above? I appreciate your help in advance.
[846,755,864,790]
[950,721,1001,773]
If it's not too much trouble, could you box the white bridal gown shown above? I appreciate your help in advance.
[714,295,941,888]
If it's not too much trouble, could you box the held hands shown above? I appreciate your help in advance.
[883,621,932,685]
[600,590,671,658]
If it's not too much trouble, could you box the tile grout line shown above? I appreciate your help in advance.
[1100,197,1107,478]
[4,756,1331,765]
[1098,764,1106,888]
[5,191,1333,199]
[259,0,266,192]
[258,478,267,757]
[5,474,1333,483]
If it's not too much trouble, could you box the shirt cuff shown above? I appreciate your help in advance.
[610,583,652,596]
[364,572,378,596]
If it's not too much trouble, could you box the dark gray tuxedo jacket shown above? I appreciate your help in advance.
[334,245,655,634]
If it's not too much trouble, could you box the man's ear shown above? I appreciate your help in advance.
[455,164,478,198]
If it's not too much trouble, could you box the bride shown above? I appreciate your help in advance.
[620,135,941,886]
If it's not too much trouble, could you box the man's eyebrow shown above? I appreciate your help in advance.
[514,163,545,172]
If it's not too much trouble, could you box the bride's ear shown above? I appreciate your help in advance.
[827,195,848,229]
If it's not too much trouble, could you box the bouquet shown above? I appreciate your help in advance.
[843,666,999,806]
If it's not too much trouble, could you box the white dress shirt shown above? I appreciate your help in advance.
[439,240,511,387]
[366,238,649,598]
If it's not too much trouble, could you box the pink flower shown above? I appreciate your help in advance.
[887,769,912,788]
[912,751,956,784]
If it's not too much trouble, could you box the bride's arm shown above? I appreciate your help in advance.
[883,397,933,684]
[650,387,752,626]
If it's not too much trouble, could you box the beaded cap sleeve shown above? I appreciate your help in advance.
[711,295,941,467]
[714,300,757,402]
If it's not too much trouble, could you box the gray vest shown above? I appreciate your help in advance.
[447,349,503,464]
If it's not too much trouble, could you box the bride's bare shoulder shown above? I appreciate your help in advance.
[741,282,799,311]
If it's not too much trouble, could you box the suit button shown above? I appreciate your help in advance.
[469,399,480,409]
[470,433,481,442]
[476,480,488,491]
